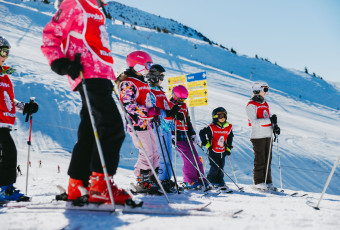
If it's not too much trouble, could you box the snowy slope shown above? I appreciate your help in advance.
[0,0,340,229]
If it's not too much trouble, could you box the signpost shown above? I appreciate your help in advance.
[167,72,208,129]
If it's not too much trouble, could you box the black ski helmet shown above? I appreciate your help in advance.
[0,36,10,49]
[212,107,227,123]
[146,64,165,84]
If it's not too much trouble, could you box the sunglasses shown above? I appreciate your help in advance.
[213,113,227,119]
[158,74,164,81]
[262,87,269,93]
[0,48,9,58]
[145,62,152,71]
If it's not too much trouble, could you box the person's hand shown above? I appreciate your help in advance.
[51,53,83,80]
[147,107,161,116]
[270,114,277,125]
[169,104,180,117]
[191,135,200,145]
[175,112,185,121]
[273,124,280,135]
[23,101,39,115]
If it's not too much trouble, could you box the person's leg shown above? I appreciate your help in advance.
[0,129,17,187]
[251,138,267,185]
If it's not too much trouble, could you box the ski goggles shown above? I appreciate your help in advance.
[213,113,227,119]
[262,86,269,93]
[158,74,164,81]
[0,48,9,58]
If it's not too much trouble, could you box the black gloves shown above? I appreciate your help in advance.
[51,54,83,80]
[270,114,277,124]
[225,149,231,156]
[201,140,208,147]
[169,104,180,117]
[23,101,39,115]
[176,112,185,121]
[273,124,280,135]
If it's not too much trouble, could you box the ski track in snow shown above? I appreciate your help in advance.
[0,1,340,229]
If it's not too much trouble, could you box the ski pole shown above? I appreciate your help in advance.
[153,121,171,186]
[276,135,283,191]
[25,97,35,195]
[174,118,178,176]
[264,135,273,184]
[173,143,214,190]
[314,153,340,210]
[79,70,115,210]
[196,143,243,191]
[228,156,238,185]
[181,120,207,191]
[112,86,170,203]
[157,119,180,194]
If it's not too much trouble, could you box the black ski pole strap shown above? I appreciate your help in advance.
[274,134,277,142]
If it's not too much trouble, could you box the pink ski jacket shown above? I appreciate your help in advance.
[41,0,115,91]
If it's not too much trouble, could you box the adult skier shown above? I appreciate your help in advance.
[41,0,131,205]
[199,107,233,189]
[146,64,179,192]
[246,81,280,190]
[0,36,39,202]
[117,51,160,194]
[170,85,204,189]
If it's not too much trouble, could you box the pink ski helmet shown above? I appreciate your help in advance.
[126,50,153,70]
[172,85,188,103]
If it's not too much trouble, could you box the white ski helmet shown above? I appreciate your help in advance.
[252,81,269,94]
[0,36,11,48]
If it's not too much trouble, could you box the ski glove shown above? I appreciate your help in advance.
[169,104,180,117]
[175,112,185,121]
[23,101,39,115]
[147,106,161,116]
[191,135,200,146]
[273,124,280,135]
[171,135,176,145]
[51,54,83,80]
[270,114,277,125]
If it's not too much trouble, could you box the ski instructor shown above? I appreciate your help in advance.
[246,81,280,191]
[41,0,131,205]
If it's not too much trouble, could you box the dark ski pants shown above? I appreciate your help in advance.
[68,79,125,184]
[0,128,17,186]
[207,150,226,184]
[251,137,272,185]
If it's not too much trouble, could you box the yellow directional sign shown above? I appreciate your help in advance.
[188,89,208,99]
[189,97,208,107]
[168,75,186,86]
[187,80,207,91]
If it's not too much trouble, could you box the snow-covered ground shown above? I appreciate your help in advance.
[0,0,340,229]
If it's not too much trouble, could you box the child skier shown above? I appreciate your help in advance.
[146,64,179,192]
[117,51,160,194]
[41,0,131,205]
[246,81,280,191]
[0,36,39,202]
[199,107,234,189]
[170,85,204,189]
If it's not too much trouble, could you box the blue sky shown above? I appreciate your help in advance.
[111,0,340,83]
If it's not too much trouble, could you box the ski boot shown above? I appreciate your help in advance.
[266,183,278,191]
[131,169,160,195]
[184,181,202,190]
[0,184,30,202]
[88,172,138,206]
[253,182,268,191]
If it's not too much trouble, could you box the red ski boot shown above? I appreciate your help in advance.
[67,178,88,201]
[88,172,133,205]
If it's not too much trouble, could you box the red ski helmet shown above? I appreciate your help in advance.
[126,50,153,69]
[172,85,188,103]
